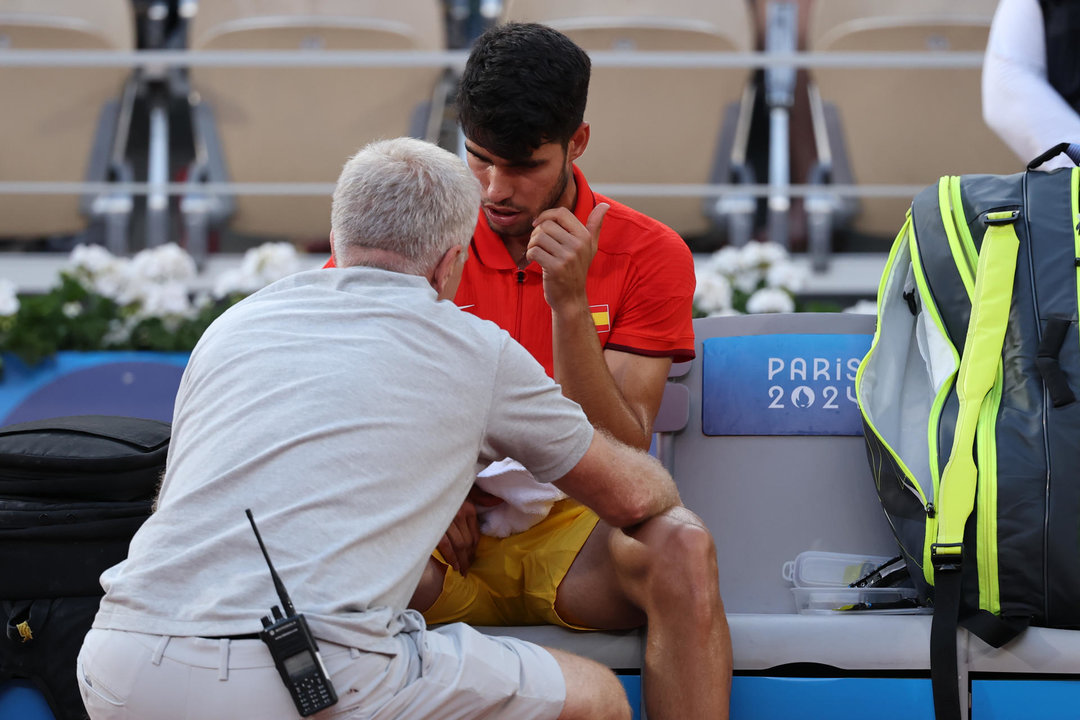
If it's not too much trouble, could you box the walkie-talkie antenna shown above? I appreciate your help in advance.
[245,508,296,617]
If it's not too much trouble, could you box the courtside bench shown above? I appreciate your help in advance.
[482,313,1080,720]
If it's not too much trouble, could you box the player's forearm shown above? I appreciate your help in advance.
[551,303,652,450]
[554,429,681,529]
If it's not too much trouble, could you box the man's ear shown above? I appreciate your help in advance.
[567,122,590,163]
[328,230,337,265]
[432,244,467,301]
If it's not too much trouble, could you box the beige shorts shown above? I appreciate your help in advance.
[77,620,565,720]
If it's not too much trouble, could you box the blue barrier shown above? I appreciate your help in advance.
[0,680,55,720]
[617,674,642,720]
[0,352,189,426]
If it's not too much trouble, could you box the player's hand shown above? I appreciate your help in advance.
[526,203,609,311]
[437,499,480,576]
[436,486,503,576]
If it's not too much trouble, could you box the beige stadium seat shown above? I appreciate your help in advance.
[807,0,1016,241]
[500,0,755,241]
[0,0,135,244]
[186,0,450,244]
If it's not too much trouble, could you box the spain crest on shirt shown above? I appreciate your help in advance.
[590,304,610,334]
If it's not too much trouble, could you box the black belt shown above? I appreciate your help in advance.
[207,633,261,641]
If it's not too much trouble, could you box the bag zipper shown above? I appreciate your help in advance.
[1072,167,1080,348]
[949,175,980,277]
[858,215,937,519]
[939,176,977,296]
[976,365,1003,614]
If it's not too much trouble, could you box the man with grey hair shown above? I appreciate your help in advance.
[76,137,681,720]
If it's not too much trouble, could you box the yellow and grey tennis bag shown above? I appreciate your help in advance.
[856,143,1080,720]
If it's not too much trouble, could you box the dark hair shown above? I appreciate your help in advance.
[458,23,590,162]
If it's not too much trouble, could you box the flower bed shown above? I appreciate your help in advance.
[692,241,810,317]
[0,242,302,376]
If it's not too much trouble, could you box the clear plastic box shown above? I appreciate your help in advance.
[782,551,897,588]
[791,586,926,614]
[782,550,929,614]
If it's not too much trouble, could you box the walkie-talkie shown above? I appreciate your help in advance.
[245,509,338,716]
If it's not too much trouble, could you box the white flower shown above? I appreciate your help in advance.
[694,272,734,316]
[240,242,300,284]
[129,243,197,285]
[0,279,19,316]
[69,244,119,276]
[843,299,879,315]
[746,287,795,314]
[742,241,788,269]
[131,281,194,320]
[192,291,213,311]
[68,244,131,301]
[103,317,135,346]
[732,268,763,294]
[214,243,301,299]
[766,261,809,293]
[705,246,743,278]
[62,302,82,319]
[212,267,261,298]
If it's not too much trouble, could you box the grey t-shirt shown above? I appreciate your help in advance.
[93,267,594,652]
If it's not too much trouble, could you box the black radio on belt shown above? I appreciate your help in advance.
[246,509,338,717]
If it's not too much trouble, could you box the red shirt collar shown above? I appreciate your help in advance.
[470,164,597,272]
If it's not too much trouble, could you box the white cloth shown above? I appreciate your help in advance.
[982,0,1080,169]
[474,459,568,537]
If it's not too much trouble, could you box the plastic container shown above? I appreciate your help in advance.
[791,586,926,615]
[782,551,898,588]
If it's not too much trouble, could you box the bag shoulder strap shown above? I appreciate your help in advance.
[930,210,1021,720]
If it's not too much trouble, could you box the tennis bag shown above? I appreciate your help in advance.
[0,415,169,720]
[856,142,1080,720]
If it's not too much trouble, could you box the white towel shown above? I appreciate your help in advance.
[474,458,567,538]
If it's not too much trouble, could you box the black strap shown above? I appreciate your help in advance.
[931,567,963,720]
[1035,317,1076,407]
[1027,142,1080,170]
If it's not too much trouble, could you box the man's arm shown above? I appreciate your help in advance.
[553,315,672,451]
[528,204,672,450]
[982,0,1080,167]
[552,428,680,529]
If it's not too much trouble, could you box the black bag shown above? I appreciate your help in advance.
[857,144,1080,720]
[0,415,168,720]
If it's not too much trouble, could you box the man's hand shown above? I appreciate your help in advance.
[526,203,609,311]
[436,486,503,576]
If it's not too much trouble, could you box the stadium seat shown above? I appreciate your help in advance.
[805,0,1016,257]
[184,0,451,250]
[0,0,136,250]
[500,0,756,244]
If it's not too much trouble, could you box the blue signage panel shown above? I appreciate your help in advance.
[701,333,871,436]
[0,352,189,427]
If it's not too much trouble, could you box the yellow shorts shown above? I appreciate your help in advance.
[424,498,601,629]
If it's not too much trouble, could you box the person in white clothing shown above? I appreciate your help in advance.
[983,0,1080,169]
[75,137,683,720]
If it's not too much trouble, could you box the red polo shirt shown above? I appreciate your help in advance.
[325,165,696,378]
[456,165,695,377]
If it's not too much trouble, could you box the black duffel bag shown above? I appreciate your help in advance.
[0,415,168,720]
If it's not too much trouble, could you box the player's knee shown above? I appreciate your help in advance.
[659,519,717,585]
[630,511,719,608]
[666,517,716,568]
[637,508,716,570]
